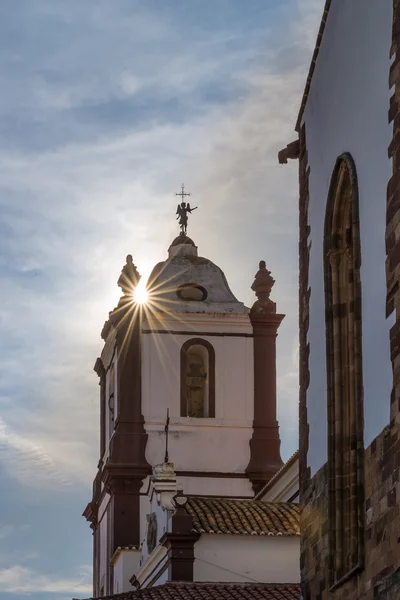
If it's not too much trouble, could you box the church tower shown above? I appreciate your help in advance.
[84,220,285,596]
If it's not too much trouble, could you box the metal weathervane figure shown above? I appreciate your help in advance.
[175,183,197,234]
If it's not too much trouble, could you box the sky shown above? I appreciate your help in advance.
[0,1,322,598]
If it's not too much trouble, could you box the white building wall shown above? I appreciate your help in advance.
[303,0,394,474]
[176,475,253,497]
[150,561,169,588]
[140,490,172,566]
[193,535,299,583]
[97,493,111,591]
[113,550,141,594]
[142,314,254,489]
[98,496,110,593]
[258,457,299,502]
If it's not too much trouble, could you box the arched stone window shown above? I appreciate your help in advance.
[180,339,215,418]
[324,153,364,586]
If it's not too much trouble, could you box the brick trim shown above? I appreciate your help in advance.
[298,123,311,500]
[388,0,400,366]
[245,312,285,493]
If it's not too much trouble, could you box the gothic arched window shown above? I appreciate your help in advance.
[180,339,215,418]
[324,153,364,587]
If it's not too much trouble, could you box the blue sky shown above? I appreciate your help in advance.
[0,1,321,598]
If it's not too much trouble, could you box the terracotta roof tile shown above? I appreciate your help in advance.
[79,582,300,600]
[185,498,299,536]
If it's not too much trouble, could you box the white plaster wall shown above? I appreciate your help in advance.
[142,314,254,481]
[113,550,141,594]
[194,535,299,583]
[151,563,169,588]
[140,493,150,543]
[139,490,171,565]
[259,458,299,502]
[177,476,253,497]
[98,507,108,592]
[97,493,110,593]
[303,0,394,474]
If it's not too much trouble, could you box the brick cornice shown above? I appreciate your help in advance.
[250,312,285,332]
[101,464,148,494]
[83,500,98,530]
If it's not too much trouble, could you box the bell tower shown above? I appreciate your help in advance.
[83,226,285,596]
[141,232,255,498]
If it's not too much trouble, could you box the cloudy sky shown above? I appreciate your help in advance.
[0,1,321,598]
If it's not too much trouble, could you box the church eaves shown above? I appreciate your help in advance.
[295,0,332,132]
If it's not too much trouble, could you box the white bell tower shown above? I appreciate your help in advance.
[142,232,255,498]
[84,229,285,597]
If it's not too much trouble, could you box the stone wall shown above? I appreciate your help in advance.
[299,2,400,597]
[300,427,400,599]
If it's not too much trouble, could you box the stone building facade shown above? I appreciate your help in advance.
[280,0,400,598]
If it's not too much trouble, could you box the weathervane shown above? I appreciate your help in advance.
[175,183,197,234]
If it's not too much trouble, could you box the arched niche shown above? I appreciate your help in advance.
[180,338,215,418]
[324,153,365,587]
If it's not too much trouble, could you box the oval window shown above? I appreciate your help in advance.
[177,284,208,301]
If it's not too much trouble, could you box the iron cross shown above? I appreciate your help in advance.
[175,183,191,202]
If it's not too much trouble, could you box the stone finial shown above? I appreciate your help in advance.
[250,261,276,314]
[117,255,141,295]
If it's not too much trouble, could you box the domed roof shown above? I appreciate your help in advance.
[147,237,246,315]
[169,233,196,248]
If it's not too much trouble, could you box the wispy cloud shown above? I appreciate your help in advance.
[0,0,322,596]
[0,417,72,489]
[0,564,91,595]
[0,1,322,494]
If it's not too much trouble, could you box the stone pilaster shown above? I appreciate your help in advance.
[245,262,284,493]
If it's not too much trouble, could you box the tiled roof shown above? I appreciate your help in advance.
[185,497,300,536]
[79,582,300,600]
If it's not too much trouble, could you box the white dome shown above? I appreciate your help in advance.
[147,237,246,314]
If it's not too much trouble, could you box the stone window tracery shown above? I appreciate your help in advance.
[324,153,365,587]
[180,339,215,418]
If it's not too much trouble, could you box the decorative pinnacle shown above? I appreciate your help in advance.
[117,255,141,295]
[250,261,276,314]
